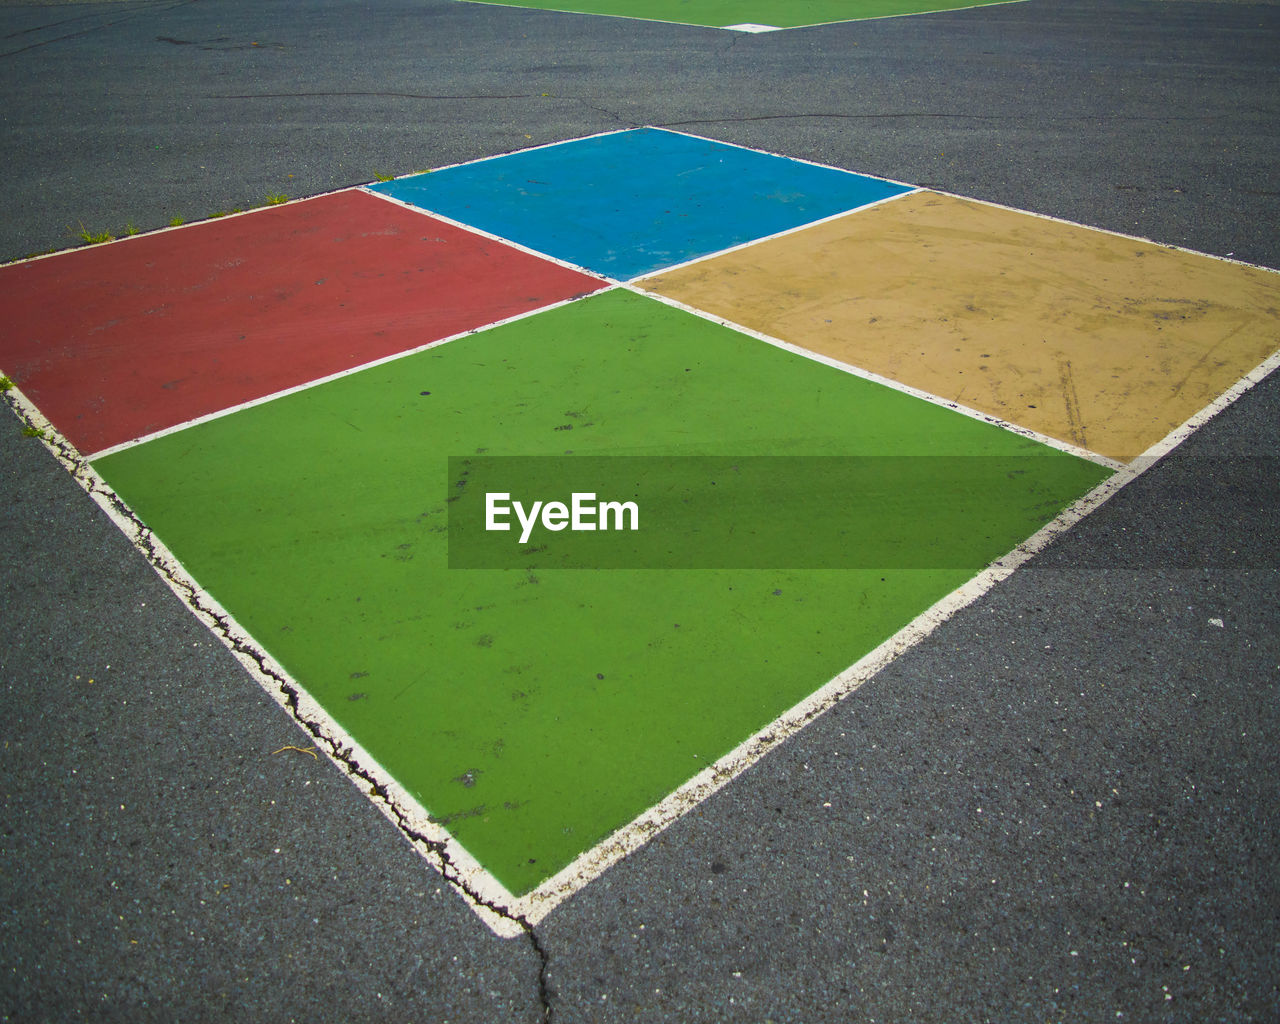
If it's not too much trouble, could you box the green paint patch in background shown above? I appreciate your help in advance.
[456,0,1018,30]
[94,289,1109,896]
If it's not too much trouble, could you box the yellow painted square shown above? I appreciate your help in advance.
[640,191,1280,461]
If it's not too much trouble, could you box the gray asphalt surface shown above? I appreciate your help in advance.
[2,1,1278,1021]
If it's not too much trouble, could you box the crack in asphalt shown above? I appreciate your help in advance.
[1,0,198,59]
[1,388,556,1022]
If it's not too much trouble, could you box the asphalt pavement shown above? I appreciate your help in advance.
[2,1,1278,1021]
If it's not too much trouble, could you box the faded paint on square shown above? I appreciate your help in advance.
[641,191,1280,461]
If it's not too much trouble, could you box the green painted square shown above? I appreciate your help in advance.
[93,288,1109,896]
[456,0,1017,30]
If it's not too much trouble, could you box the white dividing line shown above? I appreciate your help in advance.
[627,284,1125,471]
[625,188,920,281]
[367,127,922,286]
[10,124,1280,938]
[12,297,1280,939]
[8,336,1279,934]
[85,286,615,462]
[504,343,1280,927]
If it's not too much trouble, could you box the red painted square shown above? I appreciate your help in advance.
[0,190,606,454]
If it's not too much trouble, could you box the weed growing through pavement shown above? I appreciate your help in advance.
[75,223,113,245]
[265,193,288,205]
[0,375,13,392]
[21,425,45,439]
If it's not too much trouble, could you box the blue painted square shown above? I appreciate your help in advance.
[368,128,914,280]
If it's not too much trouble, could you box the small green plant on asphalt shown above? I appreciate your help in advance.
[168,215,185,227]
[21,425,45,439]
[373,171,395,183]
[265,192,288,206]
[123,223,140,236]
[0,375,13,392]
[75,223,113,245]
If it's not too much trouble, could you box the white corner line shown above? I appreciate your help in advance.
[624,285,1125,471]
[508,341,1280,927]
[8,124,1278,937]
[1131,346,1280,464]
[1,381,530,938]
[453,0,1029,33]
[510,461,1128,925]
[7,330,1278,936]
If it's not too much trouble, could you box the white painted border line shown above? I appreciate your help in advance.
[1132,346,1280,464]
[375,124,917,197]
[450,0,1030,33]
[650,125,920,192]
[927,187,1280,278]
[368,126,636,183]
[366,127,921,285]
[84,286,614,462]
[1,382,531,939]
[358,187,622,282]
[1,129,636,271]
[7,303,1278,938]
[514,472,1124,923]
[627,283,1125,471]
[749,0,1032,31]
[8,125,1279,936]
[0,187,364,269]
[624,187,920,281]
[507,343,1280,926]
[373,126,1280,280]
[452,0,739,31]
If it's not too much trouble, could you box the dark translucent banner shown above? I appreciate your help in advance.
[446,455,1111,570]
